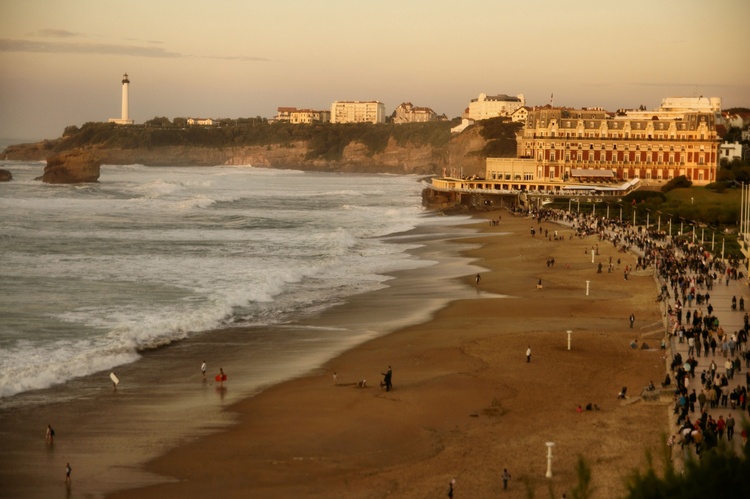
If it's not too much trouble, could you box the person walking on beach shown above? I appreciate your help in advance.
[475,273,481,285]
[46,424,54,445]
[201,361,206,381]
[502,468,511,489]
[447,478,455,498]
[629,313,635,328]
[526,346,532,363]
[381,365,392,391]
[65,463,72,484]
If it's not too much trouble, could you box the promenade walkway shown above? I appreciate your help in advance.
[659,263,750,456]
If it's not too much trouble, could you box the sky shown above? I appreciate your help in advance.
[1,0,749,141]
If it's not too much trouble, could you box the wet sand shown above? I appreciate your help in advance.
[104,211,669,498]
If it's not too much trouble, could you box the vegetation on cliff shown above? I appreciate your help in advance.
[55,119,455,161]
[476,118,523,157]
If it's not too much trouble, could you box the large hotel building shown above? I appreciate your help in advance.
[432,96,721,197]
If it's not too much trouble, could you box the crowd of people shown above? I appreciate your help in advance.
[531,205,750,458]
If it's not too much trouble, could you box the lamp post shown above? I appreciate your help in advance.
[568,198,572,212]
[606,202,610,219]
[712,230,715,251]
[657,212,661,233]
[646,209,650,230]
[619,204,623,223]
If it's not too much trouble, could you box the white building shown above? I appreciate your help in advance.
[330,101,386,124]
[510,106,530,123]
[451,118,474,134]
[465,93,525,121]
[187,118,214,126]
[719,142,744,163]
[624,96,722,121]
[274,107,330,124]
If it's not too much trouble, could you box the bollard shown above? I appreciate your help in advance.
[546,442,555,478]
[567,330,572,351]
[586,280,590,296]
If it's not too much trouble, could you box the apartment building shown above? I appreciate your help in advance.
[274,107,330,124]
[330,101,386,124]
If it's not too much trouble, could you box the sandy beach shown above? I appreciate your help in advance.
[0,209,671,499]
[94,210,668,499]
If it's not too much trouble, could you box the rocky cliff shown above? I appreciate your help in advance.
[3,120,518,177]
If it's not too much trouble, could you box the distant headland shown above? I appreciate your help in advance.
[1,118,521,177]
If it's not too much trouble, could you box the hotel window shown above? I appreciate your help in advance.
[524,173,533,181]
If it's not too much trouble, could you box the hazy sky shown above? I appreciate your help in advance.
[1,0,748,141]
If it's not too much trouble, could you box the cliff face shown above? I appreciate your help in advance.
[446,125,489,178]
[2,123,511,176]
[4,139,455,175]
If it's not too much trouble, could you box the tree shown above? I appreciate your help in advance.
[624,434,750,498]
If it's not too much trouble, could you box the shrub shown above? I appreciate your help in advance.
[661,175,692,193]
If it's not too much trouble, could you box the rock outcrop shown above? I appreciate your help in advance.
[0,169,12,181]
[39,149,101,184]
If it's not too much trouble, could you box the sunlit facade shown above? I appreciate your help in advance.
[330,101,386,124]
[518,104,720,186]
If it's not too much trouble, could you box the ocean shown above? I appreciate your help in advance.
[0,161,478,407]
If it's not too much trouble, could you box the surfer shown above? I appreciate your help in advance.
[65,463,72,484]
[46,424,54,444]
[201,361,207,381]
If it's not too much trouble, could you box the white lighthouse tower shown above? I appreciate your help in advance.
[108,73,134,125]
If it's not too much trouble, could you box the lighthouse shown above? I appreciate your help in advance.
[108,73,134,125]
